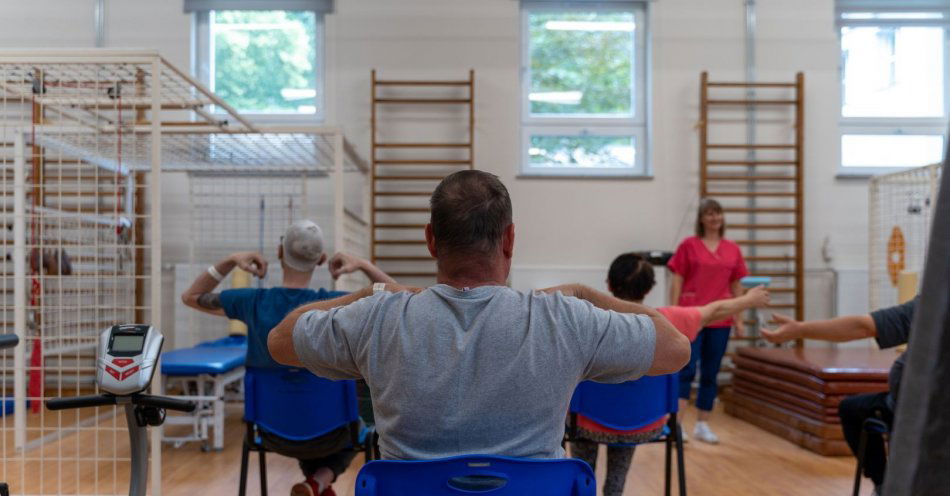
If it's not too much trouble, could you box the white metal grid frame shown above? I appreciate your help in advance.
[176,131,370,345]
[0,50,368,495]
[0,51,163,496]
[869,163,942,309]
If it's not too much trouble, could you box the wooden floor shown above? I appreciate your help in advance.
[155,403,873,496]
[0,402,872,495]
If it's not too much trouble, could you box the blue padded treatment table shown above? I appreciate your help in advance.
[162,344,246,376]
[161,336,247,451]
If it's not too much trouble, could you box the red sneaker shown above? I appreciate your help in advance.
[289,478,322,496]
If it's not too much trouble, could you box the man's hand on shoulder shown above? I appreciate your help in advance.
[328,252,364,280]
[378,282,424,294]
[229,251,267,278]
[539,283,586,298]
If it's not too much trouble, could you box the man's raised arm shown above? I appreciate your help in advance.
[546,284,690,376]
[268,287,374,367]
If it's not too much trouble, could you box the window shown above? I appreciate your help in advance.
[191,1,329,120]
[521,2,649,177]
[837,2,950,174]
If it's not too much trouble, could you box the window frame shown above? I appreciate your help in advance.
[838,14,950,176]
[519,1,651,178]
[193,9,326,123]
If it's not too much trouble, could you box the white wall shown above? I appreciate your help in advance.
[1,0,875,323]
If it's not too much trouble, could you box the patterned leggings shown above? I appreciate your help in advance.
[571,440,635,496]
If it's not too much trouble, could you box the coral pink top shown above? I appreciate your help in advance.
[667,236,747,327]
[576,306,703,436]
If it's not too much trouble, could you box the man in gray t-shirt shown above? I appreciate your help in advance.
[269,170,690,460]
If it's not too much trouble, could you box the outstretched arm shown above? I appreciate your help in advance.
[181,252,267,317]
[731,279,747,337]
[328,252,396,284]
[698,285,770,328]
[760,313,877,344]
[544,284,690,376]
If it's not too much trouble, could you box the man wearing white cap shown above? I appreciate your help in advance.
[181,219,395,496]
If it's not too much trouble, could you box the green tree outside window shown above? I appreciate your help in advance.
[213,11,317,114]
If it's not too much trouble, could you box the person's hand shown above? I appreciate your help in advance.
[379,282,424,294]
[229,252,267,278]
[760,313,800,344]
[539,283,582,298]
[733,319,746,338]
[744,285,770,308]
[328,252,365,280]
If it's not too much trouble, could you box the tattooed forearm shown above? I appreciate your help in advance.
[197,292,222,310]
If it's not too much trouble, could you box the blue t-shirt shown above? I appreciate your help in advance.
[220,287,348,369]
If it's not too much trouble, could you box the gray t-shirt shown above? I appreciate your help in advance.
[292,284,656,460]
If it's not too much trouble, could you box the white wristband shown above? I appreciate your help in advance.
[207,265,224,282]
[372,282,387,294]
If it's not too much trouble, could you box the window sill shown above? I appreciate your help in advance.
[835,172,875,180]
[517,173,654,180]
[836,166,924,179]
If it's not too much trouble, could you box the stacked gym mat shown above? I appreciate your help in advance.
[724,347,894,456]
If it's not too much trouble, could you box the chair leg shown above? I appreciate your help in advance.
[853,427,869,496]
[665,417,673,496]
[671,412,687,496]
[676,421,687,496]
[239,429,250,496]
[259,449,268,496]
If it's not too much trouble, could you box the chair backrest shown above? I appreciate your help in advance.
[244,366,358,441]
[355,455,595,496]
[569,374,678,431]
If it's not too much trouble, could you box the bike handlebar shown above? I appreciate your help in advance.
[46,394,196,413]
[0,334,19,350]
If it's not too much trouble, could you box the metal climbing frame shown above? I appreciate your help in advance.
[0,50,367,495]
[699,72,805,344]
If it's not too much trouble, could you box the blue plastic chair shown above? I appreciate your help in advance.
[355,455,595,496]
[239,366,370,496]
[567,374,686,496]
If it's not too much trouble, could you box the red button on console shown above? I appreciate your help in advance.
[120,366,140,381]
[105,366,121,380]
[112,358,134,367]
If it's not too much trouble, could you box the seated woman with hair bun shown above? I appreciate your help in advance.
[570,252,769,496]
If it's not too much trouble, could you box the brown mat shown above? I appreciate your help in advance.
[733,379,837,417]
[736,357,887,401]
[725,391,844,439]
[733,383,840,423]
[734,365,889,396]
[733,369,836,404]
[736,347,894,381]
[734,355,831,392]
[724,401,852,456]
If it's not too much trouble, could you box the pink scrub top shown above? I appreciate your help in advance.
[667,236,748,328]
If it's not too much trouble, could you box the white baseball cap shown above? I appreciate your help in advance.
[282,220,325,272]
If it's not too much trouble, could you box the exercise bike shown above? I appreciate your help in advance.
[46,325,195,496]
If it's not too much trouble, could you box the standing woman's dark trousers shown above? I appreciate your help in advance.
[678,326,731,410]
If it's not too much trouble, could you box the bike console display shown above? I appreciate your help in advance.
[98,324,163,396]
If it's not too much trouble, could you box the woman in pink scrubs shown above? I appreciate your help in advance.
[668,198,748,444]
